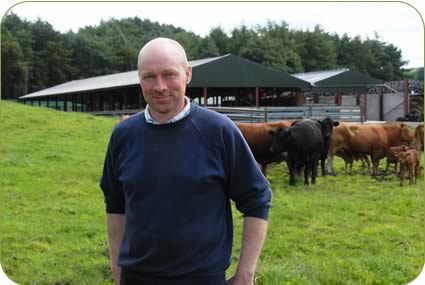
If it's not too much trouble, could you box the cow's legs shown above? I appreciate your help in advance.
[288,159,296,186]
[304,163,309,185]
[312,158,319,184]
[304,158,313,186]
[384,160,390,175]
[321,158,326,176]
[327,154,336,176]
[361,154,372,175]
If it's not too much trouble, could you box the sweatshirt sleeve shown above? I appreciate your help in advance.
[100,132,125,214]
[223,121,272,220]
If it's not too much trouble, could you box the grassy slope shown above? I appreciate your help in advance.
[0,101,113,284]
[0,101,423,285]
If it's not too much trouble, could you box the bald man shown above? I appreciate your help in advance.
[100,37,271,285]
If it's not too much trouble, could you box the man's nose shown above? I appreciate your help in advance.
[153,77,167,92]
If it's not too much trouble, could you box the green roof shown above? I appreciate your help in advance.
[189,54,311,89]
[19,54,310,100]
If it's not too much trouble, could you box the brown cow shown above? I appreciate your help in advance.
[396,149,421,186]
[414,123,424,154]
[327,122,414,176]
[236,120,294,176]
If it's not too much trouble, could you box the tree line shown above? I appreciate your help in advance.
[1,13,415,100]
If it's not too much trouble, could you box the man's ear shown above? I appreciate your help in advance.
[185,65,192,85]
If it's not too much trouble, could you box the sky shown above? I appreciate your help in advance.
[1,1,424,69]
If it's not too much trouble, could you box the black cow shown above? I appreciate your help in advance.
[316,117,339,176]
[269,120,324,186]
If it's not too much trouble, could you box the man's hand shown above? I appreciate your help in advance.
[107,214,125,285]
[227,273,254,285]
[228,217,268,285]
[111,264,121,285]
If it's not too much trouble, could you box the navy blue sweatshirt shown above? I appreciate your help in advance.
[100,104,271,280]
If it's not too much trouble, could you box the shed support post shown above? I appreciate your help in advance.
[123,91,128,110]
[80,93,85,112]
[335,91,342,106]
[379,86,384,121]
[363,94,367,122]
[203,87,208,107]
[255,87,259,107]
[64,95,67,112]
[403,78,409,116]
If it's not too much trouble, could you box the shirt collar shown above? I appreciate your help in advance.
[145,96,191,125]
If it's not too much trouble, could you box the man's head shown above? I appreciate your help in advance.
[138,37,192,122]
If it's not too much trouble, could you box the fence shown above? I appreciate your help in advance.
[208,105,363,123]
[89,105,362,123]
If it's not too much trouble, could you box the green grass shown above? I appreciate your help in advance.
[1,101,423,285]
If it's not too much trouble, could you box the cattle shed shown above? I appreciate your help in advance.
[293,68,386,116]
[18,54,311,114]
[293,68,382,95]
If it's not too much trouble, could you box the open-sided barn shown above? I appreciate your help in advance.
[18,54,310,114]
[20,55,416,123]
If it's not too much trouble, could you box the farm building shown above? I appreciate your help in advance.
[19,54,417,123]
[292,69,423,122]
[18,54,311,114]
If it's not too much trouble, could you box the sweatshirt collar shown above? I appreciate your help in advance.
[145,96,191,125]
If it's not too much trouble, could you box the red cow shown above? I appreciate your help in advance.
[236,120,293,176]
[327,123,414,176]
[414,124,424,154]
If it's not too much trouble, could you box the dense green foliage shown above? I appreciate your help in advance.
[403,67,424,81]
[2,13,413,99]
[0,101,423,284]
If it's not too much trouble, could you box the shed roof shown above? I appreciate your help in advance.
[293,68,382,93]
[19,54,310,99]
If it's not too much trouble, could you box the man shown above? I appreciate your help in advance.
[100,37,271,285]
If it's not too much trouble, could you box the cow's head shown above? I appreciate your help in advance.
[269,127,291,153]
[317,117,339,143]
[399,123,415,146]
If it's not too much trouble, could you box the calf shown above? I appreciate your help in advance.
[397,149,421,186]
[336,149,371,175]
[385,145,411,175]
[270,120,324,186]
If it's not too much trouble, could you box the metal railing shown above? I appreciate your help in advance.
[88,105,362,123]
[208,106,362,123]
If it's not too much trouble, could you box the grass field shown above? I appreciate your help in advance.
[0,101,423,285]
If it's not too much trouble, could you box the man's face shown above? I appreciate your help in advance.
[139,50,192,117]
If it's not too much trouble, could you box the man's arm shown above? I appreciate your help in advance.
[106,213,125,285]
[228,217,268,285]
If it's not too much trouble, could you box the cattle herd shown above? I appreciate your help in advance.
[237,120,424,187]
[117,113,423,187]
